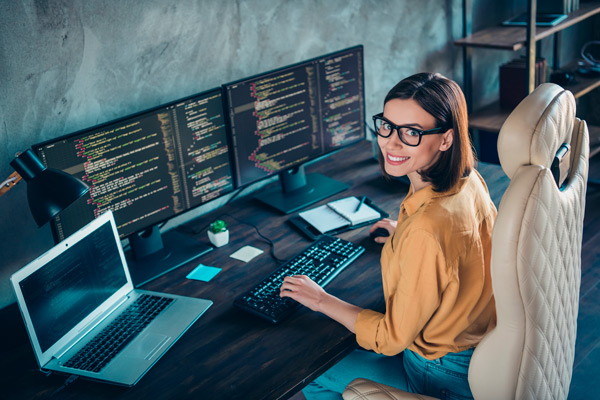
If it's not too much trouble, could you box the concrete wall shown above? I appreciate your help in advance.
[0,0,526,309]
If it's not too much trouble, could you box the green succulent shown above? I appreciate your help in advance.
[209,219,227,233]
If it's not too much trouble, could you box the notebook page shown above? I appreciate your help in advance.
[327,197,381,225]
[298,204,350,234]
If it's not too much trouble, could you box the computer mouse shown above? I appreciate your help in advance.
[370,227,390,239]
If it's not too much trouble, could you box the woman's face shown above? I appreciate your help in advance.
[377,98,453,192]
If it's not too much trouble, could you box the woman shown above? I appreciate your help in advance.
[280,72,497,399]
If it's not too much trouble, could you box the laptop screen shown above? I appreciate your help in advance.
[18,220,127,353]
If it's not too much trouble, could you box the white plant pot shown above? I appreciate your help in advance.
[208,229,229,247]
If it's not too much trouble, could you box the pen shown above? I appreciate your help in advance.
[356,195,366,212]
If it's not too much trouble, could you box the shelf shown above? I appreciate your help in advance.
[469,67,600,133]
[561,60,600,98]
[454,2,600,50]
[470,101,600,135]
[469,102,512,132]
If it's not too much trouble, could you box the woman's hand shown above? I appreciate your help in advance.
[368,218,397,244]
[279,275,364,333]
[280,275,326,312]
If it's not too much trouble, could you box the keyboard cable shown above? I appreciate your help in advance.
[176,213,285,263]
[222,213,286,263]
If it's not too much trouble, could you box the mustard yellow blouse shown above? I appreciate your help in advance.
[355,170,497,360]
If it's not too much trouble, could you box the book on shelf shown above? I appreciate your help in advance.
[499,57,547,110]
[536,0,579,14]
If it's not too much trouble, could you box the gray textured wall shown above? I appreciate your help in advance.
[0,0,527,309]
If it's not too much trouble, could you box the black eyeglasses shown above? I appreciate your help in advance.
[372,113,446,147]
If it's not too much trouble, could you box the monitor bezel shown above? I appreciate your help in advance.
[222,44,366,190]
[32,86,234,243]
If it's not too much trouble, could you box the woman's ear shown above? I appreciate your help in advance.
[439,129,453,151]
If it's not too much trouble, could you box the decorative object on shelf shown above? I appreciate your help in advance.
[578,40,600,76]
[550,69,576,86]
[208,219,229,247]
[0,149,89,226]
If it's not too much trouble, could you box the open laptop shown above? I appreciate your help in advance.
[10,210,212,386]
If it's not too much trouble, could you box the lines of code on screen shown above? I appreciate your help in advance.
[36,90,233,240]
[226,47,364,187]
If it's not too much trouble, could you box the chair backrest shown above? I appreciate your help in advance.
[468,83,589,400]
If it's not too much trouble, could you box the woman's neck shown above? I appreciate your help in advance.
[408,172,431,193]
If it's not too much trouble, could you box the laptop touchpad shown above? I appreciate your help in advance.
[124,332,170,360]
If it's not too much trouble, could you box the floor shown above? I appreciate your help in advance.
[289,154,600,400]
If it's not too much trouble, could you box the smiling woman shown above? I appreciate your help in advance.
[280,73,497,400]
[374,72,474,193]
[376,97,453,192]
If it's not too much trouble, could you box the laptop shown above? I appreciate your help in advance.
[10,210,212,386]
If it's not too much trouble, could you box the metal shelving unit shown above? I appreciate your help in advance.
[455,0,600,159]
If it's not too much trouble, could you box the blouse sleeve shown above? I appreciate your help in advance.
[355,229,449,356]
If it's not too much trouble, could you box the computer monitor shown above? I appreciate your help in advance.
[223,45,365,214]
[33,88,234,286]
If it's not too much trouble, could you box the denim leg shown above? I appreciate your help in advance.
[302,349,410,400]
[404,348,474,400]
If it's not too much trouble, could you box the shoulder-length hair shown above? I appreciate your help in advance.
[378,72,474,192]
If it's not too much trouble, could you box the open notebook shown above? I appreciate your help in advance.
[298,196,381,234]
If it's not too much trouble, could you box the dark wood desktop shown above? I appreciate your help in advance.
[0,140,509,399]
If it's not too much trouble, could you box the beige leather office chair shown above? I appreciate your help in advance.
[343,83,589,400]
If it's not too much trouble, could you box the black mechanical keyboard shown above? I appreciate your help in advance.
[63,294,173,373]
[234,235,365,324]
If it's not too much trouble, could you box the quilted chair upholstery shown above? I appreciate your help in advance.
[343,83,589,400]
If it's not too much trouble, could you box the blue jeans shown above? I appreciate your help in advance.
[302,347,474,400]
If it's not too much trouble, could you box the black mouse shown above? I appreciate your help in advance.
[370,227,390,239]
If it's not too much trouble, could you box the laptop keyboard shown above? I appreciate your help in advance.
[63,294,173,373]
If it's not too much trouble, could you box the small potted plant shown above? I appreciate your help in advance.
[208,219,229,247]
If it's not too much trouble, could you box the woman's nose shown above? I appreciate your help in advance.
[387,129,405,147]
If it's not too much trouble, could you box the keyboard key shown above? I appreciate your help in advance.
[63,294,173,372]
[233,235,364,324]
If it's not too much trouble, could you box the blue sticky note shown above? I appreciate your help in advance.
[186,264,221,282]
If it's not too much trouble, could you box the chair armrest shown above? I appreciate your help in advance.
[342,378,439,400]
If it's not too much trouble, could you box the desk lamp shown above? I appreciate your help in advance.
[0,149,89,227]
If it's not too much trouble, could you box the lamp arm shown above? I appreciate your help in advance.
[0,171,22,197]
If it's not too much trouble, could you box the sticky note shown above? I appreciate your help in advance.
[229,245,264,262]
[186,264,221,282]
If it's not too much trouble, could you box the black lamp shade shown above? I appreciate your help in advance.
[10,149,89,227]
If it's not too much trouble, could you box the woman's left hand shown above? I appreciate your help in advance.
[280,275,326,312]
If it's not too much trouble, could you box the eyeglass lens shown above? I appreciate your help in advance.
[373,117,421,146]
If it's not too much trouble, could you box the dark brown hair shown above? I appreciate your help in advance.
[378,72,474,192]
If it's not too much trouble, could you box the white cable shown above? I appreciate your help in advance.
[0,176,18,188]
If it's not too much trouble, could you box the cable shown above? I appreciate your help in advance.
[221,213,285,263]
[179,212,285,263]
[224,187,247,206]
[47,374,78,399]
[581,41,600,68]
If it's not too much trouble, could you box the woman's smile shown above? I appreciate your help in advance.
[386,154,410,165]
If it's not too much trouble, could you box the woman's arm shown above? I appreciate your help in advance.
[279,275,363,333]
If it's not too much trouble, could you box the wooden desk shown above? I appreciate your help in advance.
[0,141,509,399]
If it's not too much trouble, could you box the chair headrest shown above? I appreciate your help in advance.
[497,83,576,179]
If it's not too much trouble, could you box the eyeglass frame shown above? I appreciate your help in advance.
[371,112,448,147]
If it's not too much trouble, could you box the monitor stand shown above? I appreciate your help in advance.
[125,226,213,287]
[254,165,349,214]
